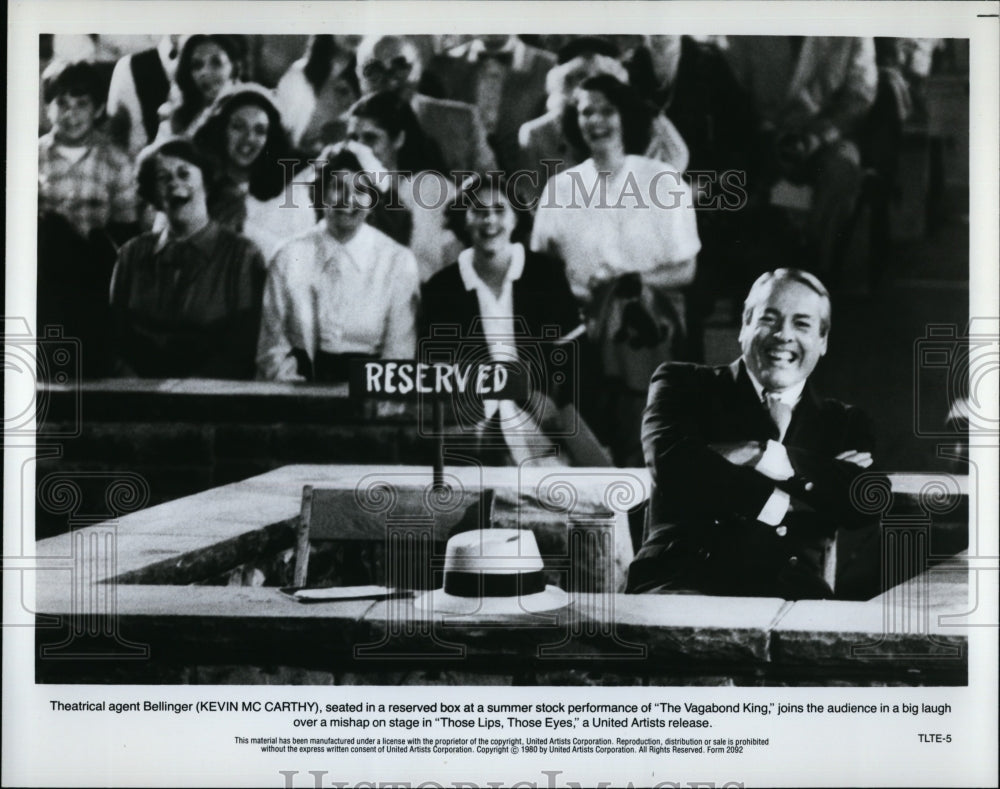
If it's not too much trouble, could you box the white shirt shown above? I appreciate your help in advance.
[106,37,179,158]
[256,222,420,380]
[457,244,525,362]
[531,155,701,301]
[244,183,318,265]
[457,244,525,419]
[744,364,803,526]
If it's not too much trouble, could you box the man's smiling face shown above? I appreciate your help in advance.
[739,278,829,392]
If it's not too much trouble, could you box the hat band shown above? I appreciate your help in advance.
[444,570,546,598]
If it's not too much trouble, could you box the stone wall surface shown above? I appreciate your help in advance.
[33,464,969,687]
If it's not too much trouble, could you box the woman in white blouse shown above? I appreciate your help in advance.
[530,73,701,465]
[256,144,420,382]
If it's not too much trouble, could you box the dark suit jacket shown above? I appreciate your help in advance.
[410,93,496,175]
[626,360,879,599]
[426,41,556,173]
[420,250,584,410]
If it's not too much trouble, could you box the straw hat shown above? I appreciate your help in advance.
[414,529,568,615]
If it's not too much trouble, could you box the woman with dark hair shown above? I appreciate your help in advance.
[275,35,360,156]
[110,137,266,378]
[191,83,315,261]
[422,174,609,466]
[157,35,244,139]
[531,74,701,465]
[346,91,458,280]
[256,144,419,382]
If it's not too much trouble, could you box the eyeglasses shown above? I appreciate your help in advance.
[361,56,414,81]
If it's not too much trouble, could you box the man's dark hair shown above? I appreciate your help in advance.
[347,91,445,173]
[42,59,105,105]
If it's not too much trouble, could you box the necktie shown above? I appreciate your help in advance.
[765,392,793,442]
[477,50,514,66]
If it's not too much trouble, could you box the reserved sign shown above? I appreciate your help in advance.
[349,360,528,401]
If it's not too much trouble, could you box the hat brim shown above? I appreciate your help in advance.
[413,585,569,616]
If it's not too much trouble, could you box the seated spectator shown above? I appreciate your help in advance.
[624,36,753,174]
[38,58,139,377]
[422,174,609,466]
[626,268,878,599]
[423,35,556,173]
[39,36,156,137]
[192,83,315,262]
[106,36,184,158]
[156,35,244,141]
[39,59,138,241]
[256,144,420,382]
[518,37,688,202]
[346,91,460,281]
[531,74,700,466]
[724,36,877,273]
[275,35,360,157]
[355,35,496,174]
[109,138,266,378]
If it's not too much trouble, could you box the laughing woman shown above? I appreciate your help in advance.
[192,83,315,262]
[157,35,244,140]
[421,174,609,466]
[256,145,420,382]
[530,74,701,465]
[110,138,266,378]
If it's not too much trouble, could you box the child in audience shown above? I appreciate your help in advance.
[38,58,138,377]
[38,58,138,242]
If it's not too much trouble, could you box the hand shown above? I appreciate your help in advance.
[835,449,874,468]
[710,441,765,467]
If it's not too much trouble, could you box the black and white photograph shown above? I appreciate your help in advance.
[4,2,998,787]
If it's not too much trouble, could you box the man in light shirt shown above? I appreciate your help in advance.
[626,268,878,599]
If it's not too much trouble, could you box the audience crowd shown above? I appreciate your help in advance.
[37,33,946,464]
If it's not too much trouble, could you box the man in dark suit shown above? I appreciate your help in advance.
[626,268,877,599]
[423,35,557,174]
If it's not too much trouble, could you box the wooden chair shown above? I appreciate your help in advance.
[292,485,490,588]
